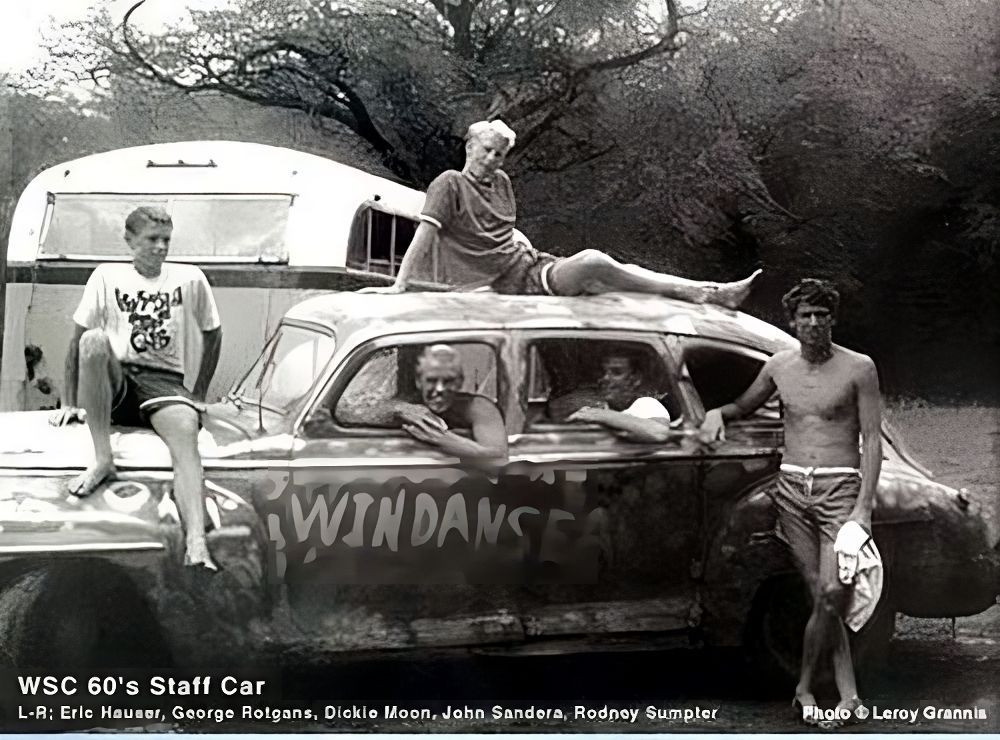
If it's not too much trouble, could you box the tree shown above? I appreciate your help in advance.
[31,0,704,185]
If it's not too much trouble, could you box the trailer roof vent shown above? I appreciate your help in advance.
[146,159,218,168]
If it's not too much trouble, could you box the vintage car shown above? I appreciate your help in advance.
[0,291,996,682]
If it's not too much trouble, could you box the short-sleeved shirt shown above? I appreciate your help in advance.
[72,262,221,376]
[623,396,671,423]
[418,169,525,290]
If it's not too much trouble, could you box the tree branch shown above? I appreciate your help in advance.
[120,0,409,178]
[479,0,519,59]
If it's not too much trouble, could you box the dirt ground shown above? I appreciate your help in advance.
[884,403,999,546]
[884,403,999,678]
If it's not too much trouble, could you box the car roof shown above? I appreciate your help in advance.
[284,291,797,355]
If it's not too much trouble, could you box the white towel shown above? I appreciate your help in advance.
[834,520,884,632]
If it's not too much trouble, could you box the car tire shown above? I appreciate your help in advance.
[0,560,172,674]
[744,575,811,690]
[849,597,896,690]
[745,573,896,692]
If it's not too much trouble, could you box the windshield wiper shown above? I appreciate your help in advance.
[254,335,282,433]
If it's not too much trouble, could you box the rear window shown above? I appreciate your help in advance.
[681,340,780,420]
[40,193,292,262]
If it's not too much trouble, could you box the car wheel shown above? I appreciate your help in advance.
[0,560,172,673]
[849,598,896,688]
[744,575,811,689]
[745,573,896,692]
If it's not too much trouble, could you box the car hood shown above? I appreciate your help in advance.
[0,473,172,554]
[0,410,262,556]
[0,469,259,557]
[0,410,264,470]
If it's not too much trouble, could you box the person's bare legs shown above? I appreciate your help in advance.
[794,537,861,728]
[779,511,824,723]
[817,541,862,722]
[149,404,217,571]
[69,329,123,496]
[796,596,827,719]
[548,250,761,308]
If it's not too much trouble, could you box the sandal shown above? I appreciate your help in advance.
[792,696,821,727]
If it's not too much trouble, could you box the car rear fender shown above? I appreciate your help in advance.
[879,474,1000,617]
[704,471,1000,625]
[700,475,793,647]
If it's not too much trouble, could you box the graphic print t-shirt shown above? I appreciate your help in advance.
[418,169,524,289]
[72,263,221,375]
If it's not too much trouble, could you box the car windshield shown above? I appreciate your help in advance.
[233,324,336,415]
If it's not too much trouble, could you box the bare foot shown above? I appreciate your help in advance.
[184,538,219,572]
[705,268,763,309]
[68,460,118,497]
[793,692,821,727]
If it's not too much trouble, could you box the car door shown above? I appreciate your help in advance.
[274,329,532,650]
[669,334,784,489]
[503,329,706,641]
[666,334,788,638]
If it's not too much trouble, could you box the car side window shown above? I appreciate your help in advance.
[681,341,780,420]
[303,340,499,436]
[525,337,681,429]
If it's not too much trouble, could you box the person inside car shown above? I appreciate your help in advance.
[344,344,508,462]
[383,120,760,308]
[699,278,881,727]
[49,206,223,571]
[552,350,674,443]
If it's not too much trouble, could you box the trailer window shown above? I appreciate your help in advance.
[40,193,291,262]
[346,205,418,276]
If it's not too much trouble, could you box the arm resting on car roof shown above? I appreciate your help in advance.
[393,221,438,291]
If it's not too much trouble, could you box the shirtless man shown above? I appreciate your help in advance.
[552,350,675,443]
[387,120,760,307]
[700,278,881,725]
[378,344,507,461]
[50,206,223,570]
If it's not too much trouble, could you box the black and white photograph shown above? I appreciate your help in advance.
[0,0,997,733]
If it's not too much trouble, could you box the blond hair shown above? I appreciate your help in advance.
[466,120,516,149]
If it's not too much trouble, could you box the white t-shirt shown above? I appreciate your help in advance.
[73,262,221,375]
[623,396,671,423]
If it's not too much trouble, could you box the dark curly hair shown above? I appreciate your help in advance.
[781,278,840,321]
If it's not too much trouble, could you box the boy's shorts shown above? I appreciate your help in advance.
[770,465,861,544]
[111,364,199,427]
[492,243,561,296]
